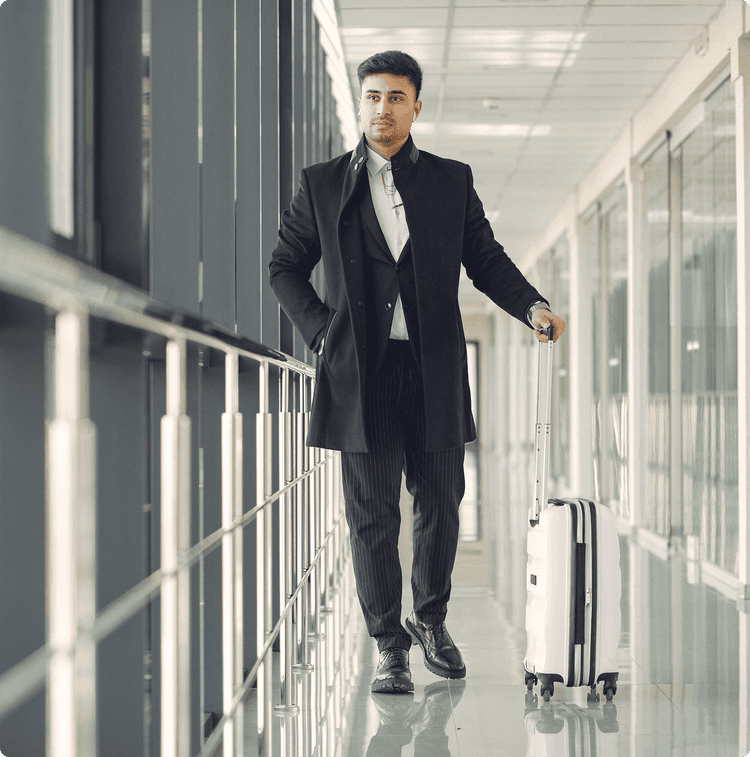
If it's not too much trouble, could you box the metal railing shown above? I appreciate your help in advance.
[0,225,347,757]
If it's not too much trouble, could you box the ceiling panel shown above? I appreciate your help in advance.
[444,69,559,85]
[340,8,450,25]
[580,24,707,42]
[554,70,665,86]
[593,0,720,5]
[340,27,446,42]
[575,41,689,57]
[454,6,585,26]
[453,0,588,6]
[586,4,718,25]
[567,56,675,72]
[338,0,450,6]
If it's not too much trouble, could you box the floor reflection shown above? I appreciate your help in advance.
[366,681,466,757]
[241,533,748,756]
[524,698,619,756]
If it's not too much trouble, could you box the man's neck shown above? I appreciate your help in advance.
[365,134,408,160]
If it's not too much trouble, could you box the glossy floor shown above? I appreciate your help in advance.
[242,537,750,756]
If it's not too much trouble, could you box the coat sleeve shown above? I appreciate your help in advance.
[461,164,547,325]
[269,168,330,351]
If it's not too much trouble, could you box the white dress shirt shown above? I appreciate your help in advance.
[365,144,410,340]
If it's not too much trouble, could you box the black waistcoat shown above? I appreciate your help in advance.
[358,188,421,381]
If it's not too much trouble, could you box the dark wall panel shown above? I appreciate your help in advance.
[199,362,227,719]
[235,2,262,342]
[201,0,236,330]
[0,0,55,249]
[260,0,280,350]
[150,0,200,314]
[0,299,46,756]
[95,0,146,289]
[90,339,147,755]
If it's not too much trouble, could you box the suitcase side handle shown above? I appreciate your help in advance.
[530,324,554,524]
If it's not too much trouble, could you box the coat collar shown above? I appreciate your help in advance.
[339,133,419,225]
[348,132,419,172]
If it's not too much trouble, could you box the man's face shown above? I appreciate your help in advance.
[358,73,422,149]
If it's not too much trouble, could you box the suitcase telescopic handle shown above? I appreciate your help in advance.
[530,324,554,524]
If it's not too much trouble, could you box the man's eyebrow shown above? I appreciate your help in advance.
[365,89,408,96]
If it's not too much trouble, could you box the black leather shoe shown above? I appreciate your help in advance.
[371,648,414,693]
[405,612,466,679]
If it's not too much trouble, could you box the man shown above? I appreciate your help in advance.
[269,50,566,693]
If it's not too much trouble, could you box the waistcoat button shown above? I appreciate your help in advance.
[385,303,392,311]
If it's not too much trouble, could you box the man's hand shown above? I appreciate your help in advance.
[532,309,566,343]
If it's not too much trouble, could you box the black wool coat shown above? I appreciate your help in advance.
[269,133,547,452]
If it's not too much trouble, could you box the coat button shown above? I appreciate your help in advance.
[342,220,348,226]
[395,265,401,273]
[350,259,355,264]
[385,303,392,311]
[358,301,362,306]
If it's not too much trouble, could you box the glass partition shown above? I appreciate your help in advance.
[642,142,671,536]
[550,237,571,493]
[678,76,738,575]
[586,183,628,516]
[601,187,629,516]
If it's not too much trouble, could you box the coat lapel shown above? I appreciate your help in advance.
[358,190,392,263]
[338,134,369,222]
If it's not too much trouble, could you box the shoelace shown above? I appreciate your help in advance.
[381,647,406,666]
[421,621,452,649]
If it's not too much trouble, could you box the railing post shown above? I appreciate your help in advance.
[47,310,97,757]
[307,381,323,644]
[256,362,273,757]
[294,378,313,673]
[275,367,300,715]
[161,338,191,757]
[222,351,244,756]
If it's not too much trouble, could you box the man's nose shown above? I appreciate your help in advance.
[376,100,390,116]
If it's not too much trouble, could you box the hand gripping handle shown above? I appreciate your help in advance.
[530,324,554,524]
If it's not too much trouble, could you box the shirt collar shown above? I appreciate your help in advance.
[365,143,390,178]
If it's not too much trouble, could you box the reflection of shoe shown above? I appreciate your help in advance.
[406,612,466,679]
[371,691,415,729]
[368,691,414,755]
[409,679,466,732]
[371,648,414,693]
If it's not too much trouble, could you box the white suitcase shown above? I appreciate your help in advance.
[525,701,620,756]
[523,327,621,702]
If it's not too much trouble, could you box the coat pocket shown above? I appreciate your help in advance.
[323,308,337,361]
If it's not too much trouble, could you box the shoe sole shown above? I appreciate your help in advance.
[370,678,414,693]
[405,619,467,680]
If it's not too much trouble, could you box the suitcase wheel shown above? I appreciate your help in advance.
[587,685,600,704]
[597,673,619,701]
[525,670,538,691]
[537,674,560,702]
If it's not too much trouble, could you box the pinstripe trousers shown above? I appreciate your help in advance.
[341,339,465,652]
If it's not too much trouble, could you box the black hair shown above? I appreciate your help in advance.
[357,50,423,101]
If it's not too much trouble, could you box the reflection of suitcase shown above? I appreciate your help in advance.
[524,702,620,757]
[523,327,621,702]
